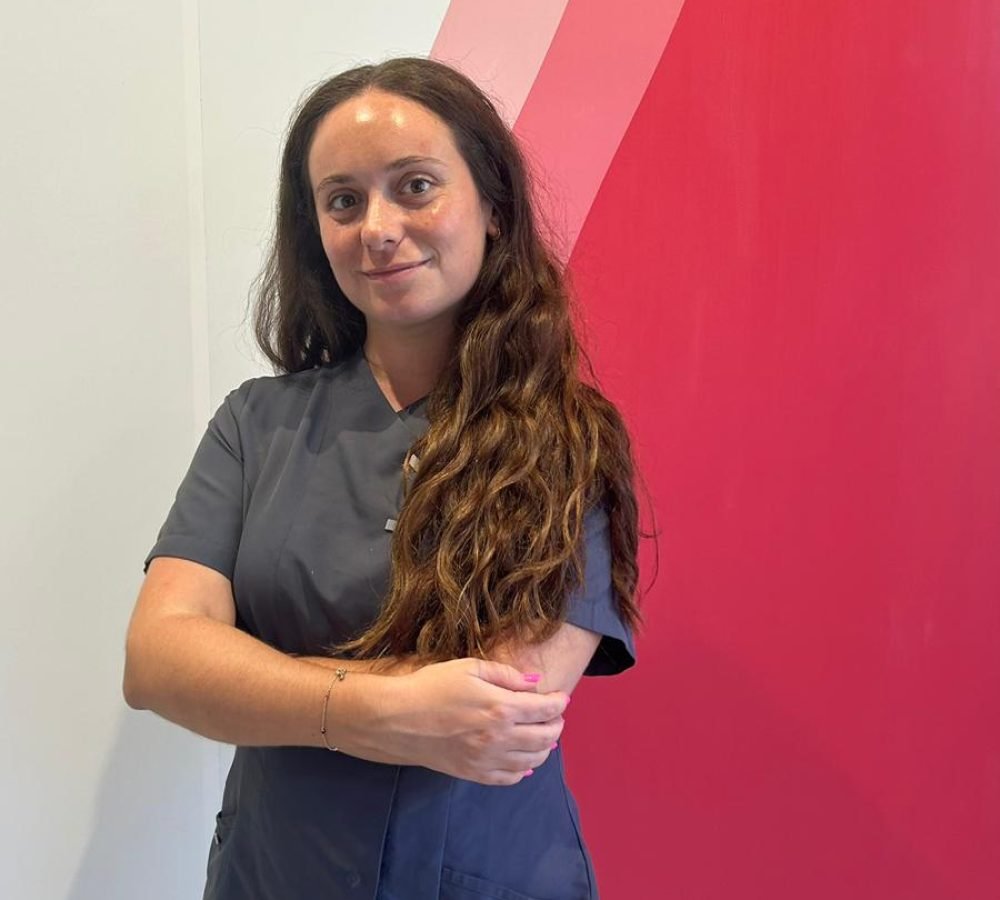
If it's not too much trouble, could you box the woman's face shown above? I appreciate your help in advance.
[307,89,497,342]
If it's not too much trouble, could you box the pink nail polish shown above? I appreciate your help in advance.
[551,742,559,749]
[524,769,534,776]
[523,673,541,683]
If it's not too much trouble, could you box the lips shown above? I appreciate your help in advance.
[363,260,429,277]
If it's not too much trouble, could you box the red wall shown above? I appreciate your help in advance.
[559,2,1000,897]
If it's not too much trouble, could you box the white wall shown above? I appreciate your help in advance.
[0,2,447,897]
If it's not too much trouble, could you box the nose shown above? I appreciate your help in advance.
[360,193,403,252]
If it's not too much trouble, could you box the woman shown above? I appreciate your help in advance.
[124,57,641,899]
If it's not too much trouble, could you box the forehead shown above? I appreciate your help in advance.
[307,89,462,185]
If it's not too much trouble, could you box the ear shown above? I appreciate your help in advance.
[480,196,500,238]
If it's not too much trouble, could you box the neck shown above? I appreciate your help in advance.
[363,323,455,411]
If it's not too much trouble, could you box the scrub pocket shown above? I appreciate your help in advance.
[203,811,236,899]
[440,867,543,900]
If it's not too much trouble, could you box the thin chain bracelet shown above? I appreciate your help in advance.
[320,667,348,751]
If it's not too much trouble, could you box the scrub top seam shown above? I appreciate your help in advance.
[373,764,402,899]
[558,751,597,900]
[261,369,338,629]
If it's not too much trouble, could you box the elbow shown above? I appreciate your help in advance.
[122,678,144,711]
[121,636,150,710]
[122,664,146,711]
[122,683,144,711]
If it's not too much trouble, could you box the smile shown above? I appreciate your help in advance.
[363,260,430,281]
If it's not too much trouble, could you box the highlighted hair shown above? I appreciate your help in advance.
[253,57,645,661]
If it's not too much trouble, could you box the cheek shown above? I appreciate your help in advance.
[419,201,487,261]
[415,201,457,236]
[319,227,356,270]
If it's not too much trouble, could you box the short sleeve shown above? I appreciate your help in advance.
[564,505,637,676]
[143,383,252,579]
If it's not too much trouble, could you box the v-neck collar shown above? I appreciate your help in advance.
[348,349,429,433]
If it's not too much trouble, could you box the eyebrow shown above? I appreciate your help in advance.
[313,156,447,195]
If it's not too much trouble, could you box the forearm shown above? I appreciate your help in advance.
[124,558,568,784]
[124,614,405,759]
[487,622,602,695]
[295,654,423,676]
[124,612,569,784]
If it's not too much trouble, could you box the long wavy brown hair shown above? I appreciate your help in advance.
[253,57,644,662]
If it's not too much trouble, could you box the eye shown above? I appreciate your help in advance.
[328,192,357,212]
[403,176,433,196]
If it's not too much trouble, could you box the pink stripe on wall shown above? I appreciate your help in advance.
[430,0,570,125]
[513,0,687,255]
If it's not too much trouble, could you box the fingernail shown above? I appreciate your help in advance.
[551,742,559,749]
[523,673,541,683]
[524,769,534,777]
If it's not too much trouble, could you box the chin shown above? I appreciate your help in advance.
[374,305,460,331]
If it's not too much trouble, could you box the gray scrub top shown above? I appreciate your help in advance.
[144,349,636,900]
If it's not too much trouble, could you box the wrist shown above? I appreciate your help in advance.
[295,654,422,676]
[339,670,412,763]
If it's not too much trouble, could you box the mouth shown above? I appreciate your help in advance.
[363,259,430,279]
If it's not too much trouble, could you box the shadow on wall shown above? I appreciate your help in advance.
[66,711,222,900]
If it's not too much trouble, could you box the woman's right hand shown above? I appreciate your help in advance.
[360,658,568,785]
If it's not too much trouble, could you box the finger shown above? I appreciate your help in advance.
[508,692,570,724]
[510,722,564,752]
[502,748,554,771]
[474,659,543,693]
[477,768,535,787]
